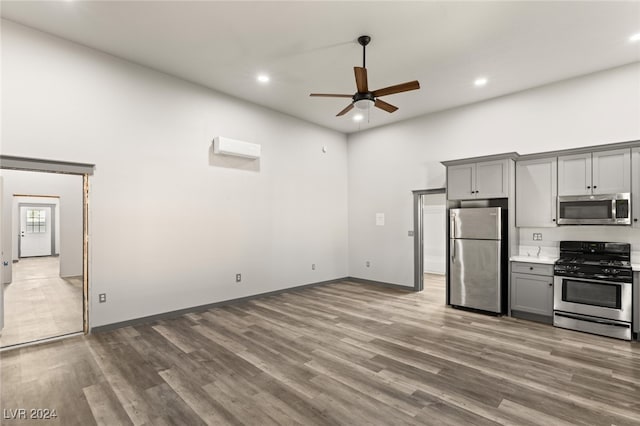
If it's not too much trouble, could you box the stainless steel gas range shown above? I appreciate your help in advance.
[553,241,633,341]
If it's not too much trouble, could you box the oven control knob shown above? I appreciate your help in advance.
[602,268,611,274]
[611,269,619,275]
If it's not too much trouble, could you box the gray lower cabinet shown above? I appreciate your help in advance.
[510,262,554,324]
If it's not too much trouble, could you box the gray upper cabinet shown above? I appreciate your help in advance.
[447,163,475,200]
[476,160,509,198]
[633,148,640,228]
[592,149,631,194]
[516,157,557,227]
[557,153,591,196]
[448,159,509,200]
[558,148,630,196]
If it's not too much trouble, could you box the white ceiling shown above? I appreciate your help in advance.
[2,1,639,134]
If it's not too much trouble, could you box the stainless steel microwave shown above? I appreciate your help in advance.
[557,193,631,225]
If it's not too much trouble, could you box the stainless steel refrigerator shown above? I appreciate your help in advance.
[449,207,506,314]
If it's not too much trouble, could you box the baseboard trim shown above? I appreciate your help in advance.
[346,276,415,291]
[91,277,348,333]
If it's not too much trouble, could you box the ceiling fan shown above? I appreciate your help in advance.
[310,35,420,117]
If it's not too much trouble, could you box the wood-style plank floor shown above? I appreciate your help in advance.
[2,274,640,425]
[0,256,83,348]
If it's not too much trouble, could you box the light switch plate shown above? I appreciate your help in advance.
[533,233,543,241]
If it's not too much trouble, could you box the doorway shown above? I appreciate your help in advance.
[0,155,93,349]
[413,188,446,292]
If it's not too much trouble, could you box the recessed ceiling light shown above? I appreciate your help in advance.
[257,74,270,83]
[474,77,488,87]
[353,114,364,122]
[630,33,640,42]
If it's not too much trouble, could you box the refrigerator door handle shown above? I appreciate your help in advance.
[451,214,456,240]
[451,239,456,261]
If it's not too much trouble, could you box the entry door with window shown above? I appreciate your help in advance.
[19,206,52,257]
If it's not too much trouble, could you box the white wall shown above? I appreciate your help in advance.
[348,62,640,287]
[2,171,83,282]
[1,20,349,327]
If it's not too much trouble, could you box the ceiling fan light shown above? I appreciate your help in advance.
[354,99,373,110]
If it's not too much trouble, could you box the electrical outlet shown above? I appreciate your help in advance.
[236,273,242,282]
[408,230,414,237]
[99,293,107,303]
[533,233,543,241]
[366,261,371,268]
[312,264,316,270]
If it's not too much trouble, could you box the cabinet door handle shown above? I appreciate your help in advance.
[529,267,534,270]
[549,283,553,287]
[593,185,597,189]
[587,186,591,189]
[634,218,638,222]
[552,218,556,222]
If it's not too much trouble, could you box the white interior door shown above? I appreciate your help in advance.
[19,206,52,257]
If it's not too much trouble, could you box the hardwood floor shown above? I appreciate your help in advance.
[0,257,83,348]
[2,276,640,425]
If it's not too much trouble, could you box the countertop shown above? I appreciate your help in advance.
[509,255,558,265]
[632,264,640,272]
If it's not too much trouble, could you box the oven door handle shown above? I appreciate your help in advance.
[553,275,631,286]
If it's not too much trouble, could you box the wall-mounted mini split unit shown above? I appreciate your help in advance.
[213,136,261,159]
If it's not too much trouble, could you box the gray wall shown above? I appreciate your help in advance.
[1,20,349,328]
[348,62,640,287]
[1,170,83,281]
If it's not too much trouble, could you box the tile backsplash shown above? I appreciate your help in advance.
[518,226,640,263]
[518,245,559,259]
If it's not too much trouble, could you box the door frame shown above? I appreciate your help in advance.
[18,202,57,258]
[1,155,94,334]
[412,188,446,291]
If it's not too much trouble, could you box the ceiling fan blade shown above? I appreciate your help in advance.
[310,93,353,98]
[336,103,354,117]
[354,67,368,93]
[372,80,420,97]
[374,99,398,113]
